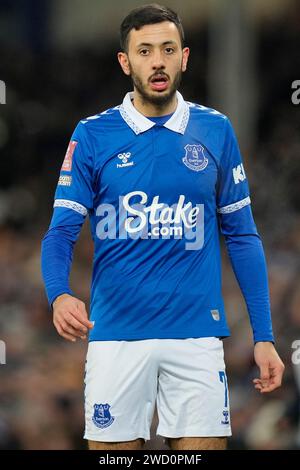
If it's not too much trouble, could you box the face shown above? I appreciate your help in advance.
[118,21,190,107]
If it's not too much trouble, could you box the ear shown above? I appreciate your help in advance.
[118,52,131,76]
[181,47,190,73]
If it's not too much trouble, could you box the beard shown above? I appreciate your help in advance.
[128,62,182,109]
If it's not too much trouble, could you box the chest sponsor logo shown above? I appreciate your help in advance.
[182,144,208,172]
[96,190,204,250]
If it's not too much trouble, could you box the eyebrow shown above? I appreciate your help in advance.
[136,40,177,48]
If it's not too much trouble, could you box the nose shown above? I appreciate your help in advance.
[151,50,165,70]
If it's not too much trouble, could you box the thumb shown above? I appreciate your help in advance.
[260,363,270,387]
[76,301,94,328]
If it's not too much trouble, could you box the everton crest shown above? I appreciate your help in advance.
[182,144,208,172]
[221,410,230,425]
[92,403,115,429]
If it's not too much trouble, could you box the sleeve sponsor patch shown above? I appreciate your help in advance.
[61,140,78,172]
[232,163,246,184]
[58,175,72,186]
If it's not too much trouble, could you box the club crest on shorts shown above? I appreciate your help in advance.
[182,144,208,172]
[221,410,230,425]
[92,403,115,429]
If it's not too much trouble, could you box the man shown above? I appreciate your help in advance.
[41,4,285,451]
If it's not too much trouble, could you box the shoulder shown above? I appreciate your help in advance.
[75,104,122,134]
[70,105,123,148]
[186,101,232,150]
[68,105,122,156]
[187,100,229,125]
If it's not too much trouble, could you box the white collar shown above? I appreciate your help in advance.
[119,90,190,135]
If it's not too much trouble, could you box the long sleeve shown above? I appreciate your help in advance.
[41,120,94,306]
[219,206,274,343]
[41,214,84,305]
[216,117,274,343]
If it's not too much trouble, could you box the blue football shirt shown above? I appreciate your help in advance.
[48,91,256,341]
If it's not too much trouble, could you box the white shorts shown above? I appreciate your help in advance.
[84,337,232,442]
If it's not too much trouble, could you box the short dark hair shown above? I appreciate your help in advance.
[120,3,185,52]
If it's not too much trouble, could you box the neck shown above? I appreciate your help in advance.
[132,90,177,117]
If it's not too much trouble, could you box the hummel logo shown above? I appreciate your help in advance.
[118,152,131,163]
[117,152,134,168]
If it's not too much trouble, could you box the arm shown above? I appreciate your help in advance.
[217,117,284,392]
[41,220,93,342]
[219,207,285,392]
[41,121,94,342]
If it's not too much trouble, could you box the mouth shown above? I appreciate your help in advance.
[149,74,169,91]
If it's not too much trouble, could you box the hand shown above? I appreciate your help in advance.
[253,341,285,393]
[53,293,94,342]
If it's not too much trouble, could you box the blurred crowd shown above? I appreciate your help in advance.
[0,1,300,450]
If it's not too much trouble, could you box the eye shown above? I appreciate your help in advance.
[165,47,175,54]
[139,49,149,56]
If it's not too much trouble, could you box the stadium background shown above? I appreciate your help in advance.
[0,0,299,449]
